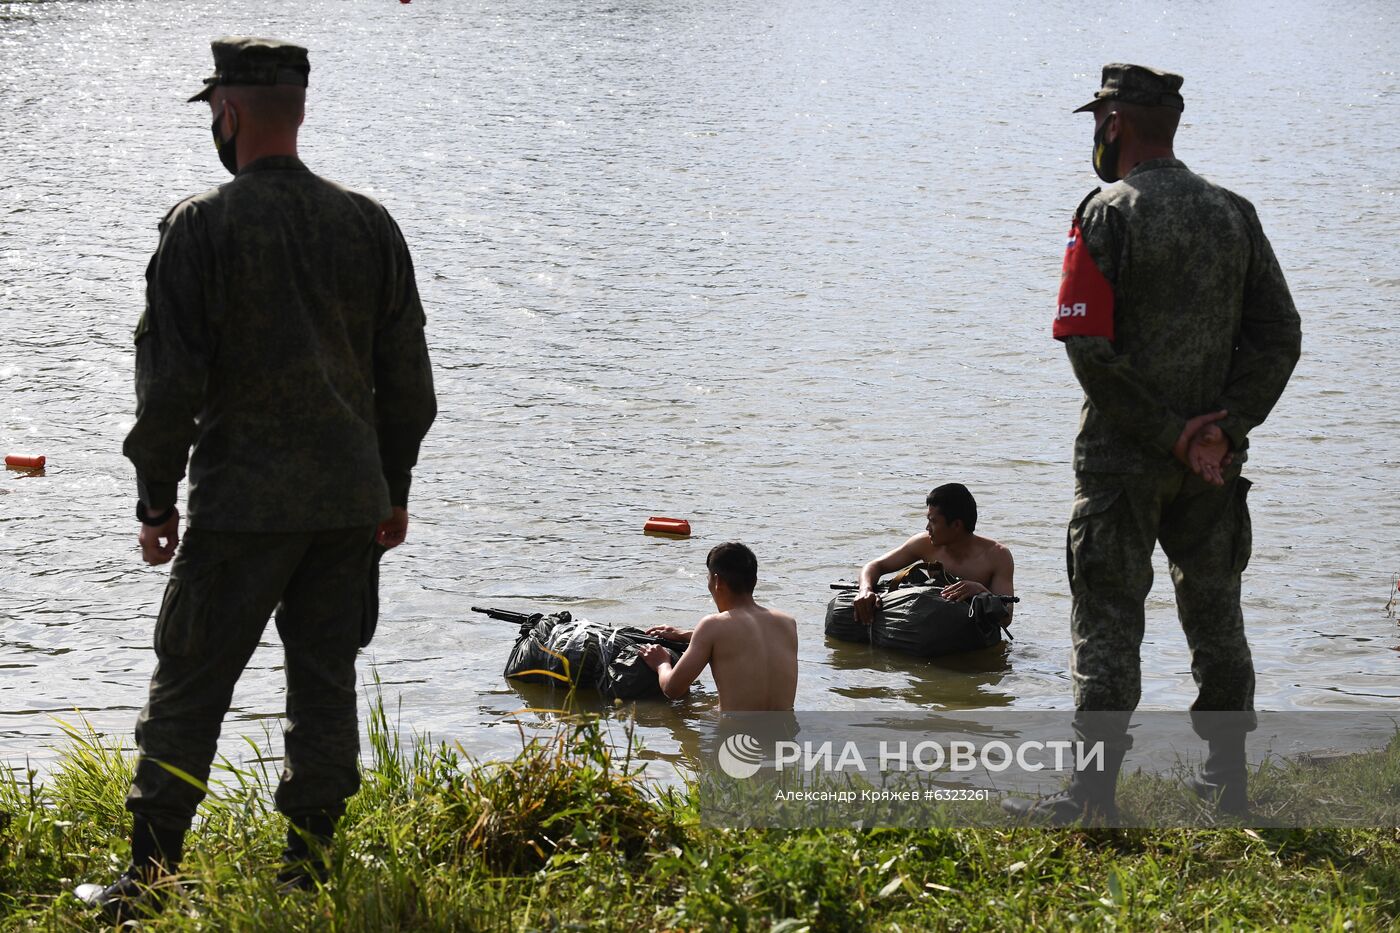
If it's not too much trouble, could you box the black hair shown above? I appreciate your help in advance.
[707,542,758,594]
[926,483,977,533]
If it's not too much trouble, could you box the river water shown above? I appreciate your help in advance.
[2,0,1397,779]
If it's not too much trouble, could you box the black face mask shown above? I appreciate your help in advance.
[1092,115,1121,184]
[211,108,239,176]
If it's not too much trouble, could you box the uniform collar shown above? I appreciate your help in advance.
[236,155,308,176]
[1125,157,1187,178]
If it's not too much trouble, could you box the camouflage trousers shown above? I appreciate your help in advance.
[126,526,379,833]
[1067,468,1256,747]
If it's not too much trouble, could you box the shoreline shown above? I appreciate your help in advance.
[3,699,1397,929]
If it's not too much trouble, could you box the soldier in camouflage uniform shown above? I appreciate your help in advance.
[81,38,436,917]
[1003,64,1301,825]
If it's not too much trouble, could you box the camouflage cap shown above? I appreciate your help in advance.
[1073,63,1184,113]
[188,37,310,103]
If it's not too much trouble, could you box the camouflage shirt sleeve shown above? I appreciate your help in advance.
[121,202,212,511]
[374,214,436,508]
[1211,194,1302,451]
[1062,196,1188,456]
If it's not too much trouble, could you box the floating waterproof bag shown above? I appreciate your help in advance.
[870,586,1002,656]
[823,563,1010,658]
[502,611,604,688]
[490,609,685,697]
[598,627,681,700]
[824,590,871,644]
[823,562,953,647]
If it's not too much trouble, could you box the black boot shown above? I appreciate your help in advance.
[1002,744,1126,826]
[75,817,185,922]
[277,813,337,891]
[1186,734,1248,815]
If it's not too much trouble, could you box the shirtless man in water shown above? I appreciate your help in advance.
[854,483,1015,626]
[641,542,798,711]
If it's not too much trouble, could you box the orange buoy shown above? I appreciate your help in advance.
[644,516,691,538]
[4,454,45,470]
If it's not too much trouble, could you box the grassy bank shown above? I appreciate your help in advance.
[2,705,1398,931]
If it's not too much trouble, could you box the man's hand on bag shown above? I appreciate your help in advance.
[854,588,881,625]
[377,507,409,549]
[645,625,692,644]
[138,509,180,566]
[639,643,673,671]
[941,579,989,602]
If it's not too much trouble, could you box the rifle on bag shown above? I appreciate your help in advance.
[619,631,690,652]
[473,604,689,699]
[471,606,689,652]
[829,582,1019,606]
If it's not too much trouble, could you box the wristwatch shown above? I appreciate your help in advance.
[137,501,177,526]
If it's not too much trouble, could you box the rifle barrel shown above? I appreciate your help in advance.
[470,606,534,624]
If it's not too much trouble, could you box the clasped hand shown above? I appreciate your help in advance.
[138,510,180,566]
[1173,409,1233,486]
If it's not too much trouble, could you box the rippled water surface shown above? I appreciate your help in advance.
[2,0,1398,777]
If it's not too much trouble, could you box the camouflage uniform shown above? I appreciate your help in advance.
[1056,68,1301,747]
[120,39,436,835]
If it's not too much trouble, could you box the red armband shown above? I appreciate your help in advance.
[1053,219,1114,341]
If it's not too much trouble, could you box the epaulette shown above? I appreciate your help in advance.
[1073,187,1102,224]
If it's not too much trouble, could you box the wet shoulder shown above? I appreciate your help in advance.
[977,533,1011,556]
[694,611,729,632]
[902,531,938,559]
[966,534,1013,572]
[985,536,1015,567]
[763,607,798,629]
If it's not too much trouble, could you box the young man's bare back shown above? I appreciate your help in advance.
[642,543,798,712]
[855,483,1015,625]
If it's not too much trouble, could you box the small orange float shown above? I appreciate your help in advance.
[5,454,45,470]
[644,516,691,538]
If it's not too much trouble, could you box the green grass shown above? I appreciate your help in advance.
[2,703,1398,931]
